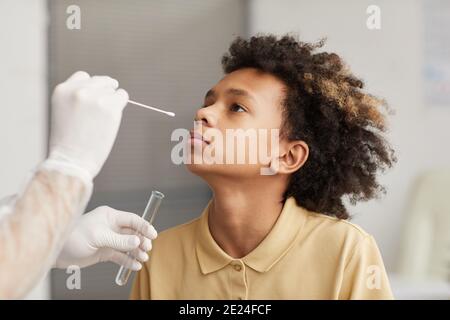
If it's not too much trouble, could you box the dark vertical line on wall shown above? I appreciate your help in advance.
[242,0,251,38]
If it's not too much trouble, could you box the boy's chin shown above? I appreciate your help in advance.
[185,162,262,178]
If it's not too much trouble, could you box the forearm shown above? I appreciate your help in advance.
[0,169,88,299]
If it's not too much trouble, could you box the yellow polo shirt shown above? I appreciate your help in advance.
[130,197,393,300]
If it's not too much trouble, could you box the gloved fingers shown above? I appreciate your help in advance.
[98,88,129,111]
[120,228,153,252]
[68,86,115,100]
[128,247,149,263]
[112,210,157,240]
[139,237,152,252]
[52,71,91,96]
[114,88,129,108]
[103,249,142,271]
[65,71,90,83]
[70,79,117,94]
[100,233,141,252]
[62,76,119,97]
[56,82,114,103]
[90,76,119,89]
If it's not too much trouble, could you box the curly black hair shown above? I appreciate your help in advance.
[221,34,396,219]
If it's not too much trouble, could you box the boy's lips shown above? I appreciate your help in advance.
[189,130,211,144]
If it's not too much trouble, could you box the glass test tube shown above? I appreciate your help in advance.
[115,190,164,286]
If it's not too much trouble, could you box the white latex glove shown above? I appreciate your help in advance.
[42,71,129,188]
[55,206,157,270]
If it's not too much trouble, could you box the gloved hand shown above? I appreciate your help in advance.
[55,206,157,270]
[42,71,129,187]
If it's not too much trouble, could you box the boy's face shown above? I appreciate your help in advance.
[186,67,287,179]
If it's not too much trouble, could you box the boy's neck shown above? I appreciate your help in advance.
[207,178,286,259]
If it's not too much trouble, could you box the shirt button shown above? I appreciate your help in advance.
[233,264,242,271]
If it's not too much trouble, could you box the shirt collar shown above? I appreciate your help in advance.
[195,197,307,274]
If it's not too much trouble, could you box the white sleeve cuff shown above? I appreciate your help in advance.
[39,153,94,206]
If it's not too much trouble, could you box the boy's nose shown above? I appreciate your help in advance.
[195,105,217,127]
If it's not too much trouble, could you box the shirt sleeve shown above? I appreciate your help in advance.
[0,170,86,299]
[339,235,394,300]
[129,261,151,300]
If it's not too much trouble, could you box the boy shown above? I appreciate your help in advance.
[131,35,396,299]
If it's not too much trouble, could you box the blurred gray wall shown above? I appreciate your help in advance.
[49,0,246,299]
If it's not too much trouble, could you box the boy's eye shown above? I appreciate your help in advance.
[230,103,246,113]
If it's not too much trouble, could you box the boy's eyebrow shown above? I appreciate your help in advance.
[204,89,216,100]
[226,88,255,101]
[204,88,256,102]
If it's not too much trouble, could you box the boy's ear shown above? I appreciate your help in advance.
[272,140,309,175]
